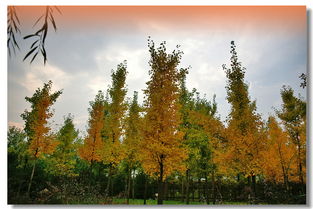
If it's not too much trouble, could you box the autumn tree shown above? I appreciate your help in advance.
[79,91,105,164]
[277,86,306,186]
[261,116,297,191]
[101,62,128,197]
[222,41,264,200]
[21,80,62,196]
[141,39,188,204]
[123,91,142,203]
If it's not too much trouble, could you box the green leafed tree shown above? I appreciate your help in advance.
[123,91,143,204]
[181,86,221,204]
[44,114,79,201]
[277,86,306,185]
[45,114,79,177]
[8,126,28,200]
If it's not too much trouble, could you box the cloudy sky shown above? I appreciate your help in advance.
[8,6,307,135]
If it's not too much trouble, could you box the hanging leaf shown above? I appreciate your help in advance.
[24,34,37,39]
[23,46,38,61]
[30,40,39,49]
[41,47,47,65]
[7,6,21,57]
[12,33,20,50]
[13,8,20,24]
[30,52,38,64]
[32,14,44,28]
[54,6,62,14]
[42,24,48,44]
[49,13,57,31]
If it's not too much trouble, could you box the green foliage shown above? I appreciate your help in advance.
[277,86,306,130]
[8,126,28,168]
[183,90,217,176]
[223,41,260,135]
[45,114,79,177]
[277,86,306,184]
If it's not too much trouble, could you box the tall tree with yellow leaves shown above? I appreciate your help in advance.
[79,91,105,164]
[141,39,188,204]
[21,80,62,196]
[222,41,264,200]
[101,62,128,197]
[123,91,142,204]
[261,116,297,191]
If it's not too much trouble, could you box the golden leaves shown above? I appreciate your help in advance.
[260,117,298,183]
[23,81,62,160]
[79,91,105,163]
[140,41,187,180]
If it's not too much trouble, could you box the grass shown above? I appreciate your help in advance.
[111,198,250,205]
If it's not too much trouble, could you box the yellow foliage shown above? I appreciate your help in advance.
[79,92,105,163]
[260,117,298,183]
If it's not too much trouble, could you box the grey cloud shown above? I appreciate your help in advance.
[8,15,306,134]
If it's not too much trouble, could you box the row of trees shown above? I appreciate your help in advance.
[8,40,306,204]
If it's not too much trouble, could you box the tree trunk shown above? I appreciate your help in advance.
[181,176,185,202]
[252,175,256,199]
[89,161,95,193]
[27,160,37,197]
[205,175,209,204]
[247,176,252,203]
[186,169,190,204]
[126,167,131,204]
[144,175,148,205]
[164,180,168,201]
[198,178,201,202]
[212,170,216,204]
[192,179,195,202]
[157,161,164,205]
[17,161,28,198]
[297,137,304,185]
[105,166,112,198]
[278,145,290,193]
[111,174,114,197]
[132,169,135,200]
[17,179,23,198]
[236,173,241,201]
[217,177,223,202]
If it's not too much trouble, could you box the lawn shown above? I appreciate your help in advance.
[111,198,250,205]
